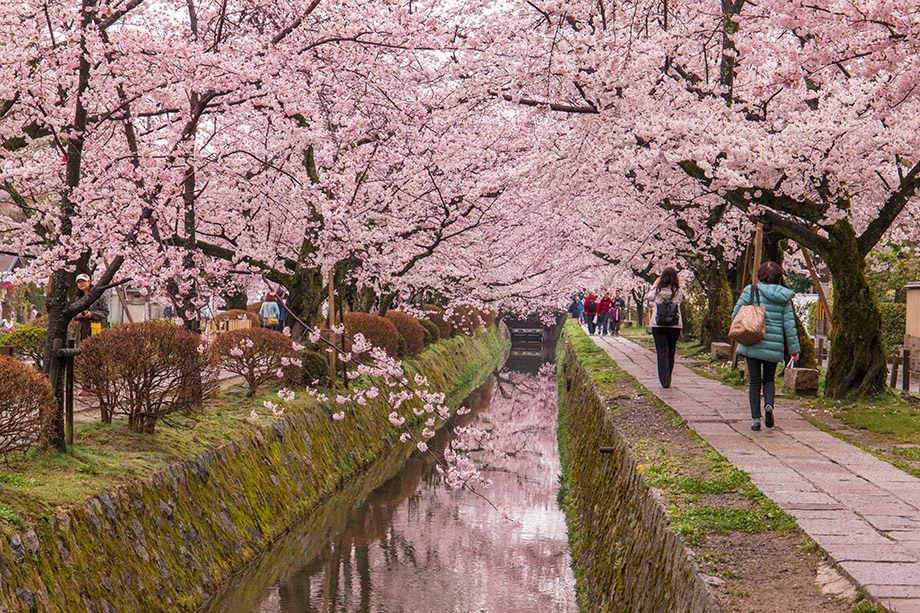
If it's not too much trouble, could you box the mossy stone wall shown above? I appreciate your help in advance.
[0,328,507,613]
[558,334,720,613]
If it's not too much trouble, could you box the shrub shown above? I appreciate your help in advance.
[422,304,451,339]
[0,356,53,459]
[448,304,483,336]
[418,319,440,346]
[300,350,330,385]
[78,322,217,432]
[2,326,46,369]
[281,349,331,387]
[342,312,400,358]
[212,327,297,396]
[879,302,907,355]
[212,309,261,327]
[30,315,48,328]
[385,311,426,355]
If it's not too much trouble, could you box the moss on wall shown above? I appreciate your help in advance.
[557,329,720,613]
[0,328,508,613]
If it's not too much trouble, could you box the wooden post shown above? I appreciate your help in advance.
[327,268,336,388]
[752,223,764,286]
[816,337,824,368]
[65,340,75,446]
[800,246,832,332]
[903,349,912,392]
[891,354,901,388]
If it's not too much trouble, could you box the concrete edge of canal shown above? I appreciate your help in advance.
[0,327,509,613]
[556,327,722,613]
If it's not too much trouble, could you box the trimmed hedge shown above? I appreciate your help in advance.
[79,322,217,431]
[422,304,452,339]
[418,319,440,346]
[0,355,53,459]
[1,325,46,369]
[343,312,400,358]
[385,311,426,356]
[212,328,297,396]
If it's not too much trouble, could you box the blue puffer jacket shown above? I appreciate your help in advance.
[732,283,801,363]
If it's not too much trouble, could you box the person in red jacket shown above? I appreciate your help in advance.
[583,294,600,334]
[598,292,614,335]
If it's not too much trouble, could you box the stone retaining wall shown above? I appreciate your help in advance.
[558,334,720,613]
[0,328,508,613]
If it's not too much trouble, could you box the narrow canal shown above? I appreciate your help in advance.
[202,349,576,612]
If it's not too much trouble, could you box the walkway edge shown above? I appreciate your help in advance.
[557,328,722,612]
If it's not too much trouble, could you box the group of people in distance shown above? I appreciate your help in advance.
[568,289,627,337]
[574,260,800,433]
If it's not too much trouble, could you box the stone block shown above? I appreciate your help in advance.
[784,367,820,395]
[710,342,732,359]
[623,321,633,328]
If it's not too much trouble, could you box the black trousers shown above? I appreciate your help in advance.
[652,328,681,387]
[745,357,778,419]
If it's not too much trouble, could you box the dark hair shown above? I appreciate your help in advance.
[757,262,783,285]
[658,267,679,290]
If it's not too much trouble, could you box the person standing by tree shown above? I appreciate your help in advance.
[650,268,682,388]
[732,262,800,431]
[72,274,109,346]
[583,293,599,335]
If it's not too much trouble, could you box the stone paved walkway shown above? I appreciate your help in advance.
[591,333,920,613]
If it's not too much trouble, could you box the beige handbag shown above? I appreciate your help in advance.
[729,285,765,346]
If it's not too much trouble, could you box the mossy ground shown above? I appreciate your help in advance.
[559,321,859,612]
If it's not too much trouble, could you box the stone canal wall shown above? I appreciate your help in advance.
[557,332,720,613]
[0,328,508,613]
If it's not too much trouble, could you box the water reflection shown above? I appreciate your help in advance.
[204,350,575,612]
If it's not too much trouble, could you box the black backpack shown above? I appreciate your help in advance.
[586,298,598,313]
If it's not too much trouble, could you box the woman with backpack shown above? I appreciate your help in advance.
[731,262,800,431]
[650,267,682,388]
[583,294,600,334]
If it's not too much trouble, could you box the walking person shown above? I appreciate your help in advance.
[583,294,599,335]
[650,267,682,388]
[568,295,584,322]
[598,292,613,335]
[259,293,282,331]
[611,301,623,336]
[732,262,800,431]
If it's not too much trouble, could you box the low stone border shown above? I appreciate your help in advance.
[558,334,721,612]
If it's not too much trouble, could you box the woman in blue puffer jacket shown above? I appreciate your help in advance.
[732,262,800,432]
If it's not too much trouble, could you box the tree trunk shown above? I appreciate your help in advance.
[700,262,734,347]
[823,227,887,398]
[42,270,72,451]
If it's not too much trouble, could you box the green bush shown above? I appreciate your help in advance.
[300,350,330,385]
[418,319,440,346]
[879,302,907,354]
[1,326,46,369]
[281,348,331,387]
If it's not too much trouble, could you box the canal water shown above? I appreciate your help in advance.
[202,348,576,612]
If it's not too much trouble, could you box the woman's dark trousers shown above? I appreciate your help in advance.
[745,357,778,419]
[586,315,596,334]
[598,312,609,335]
[652,328,681,387]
